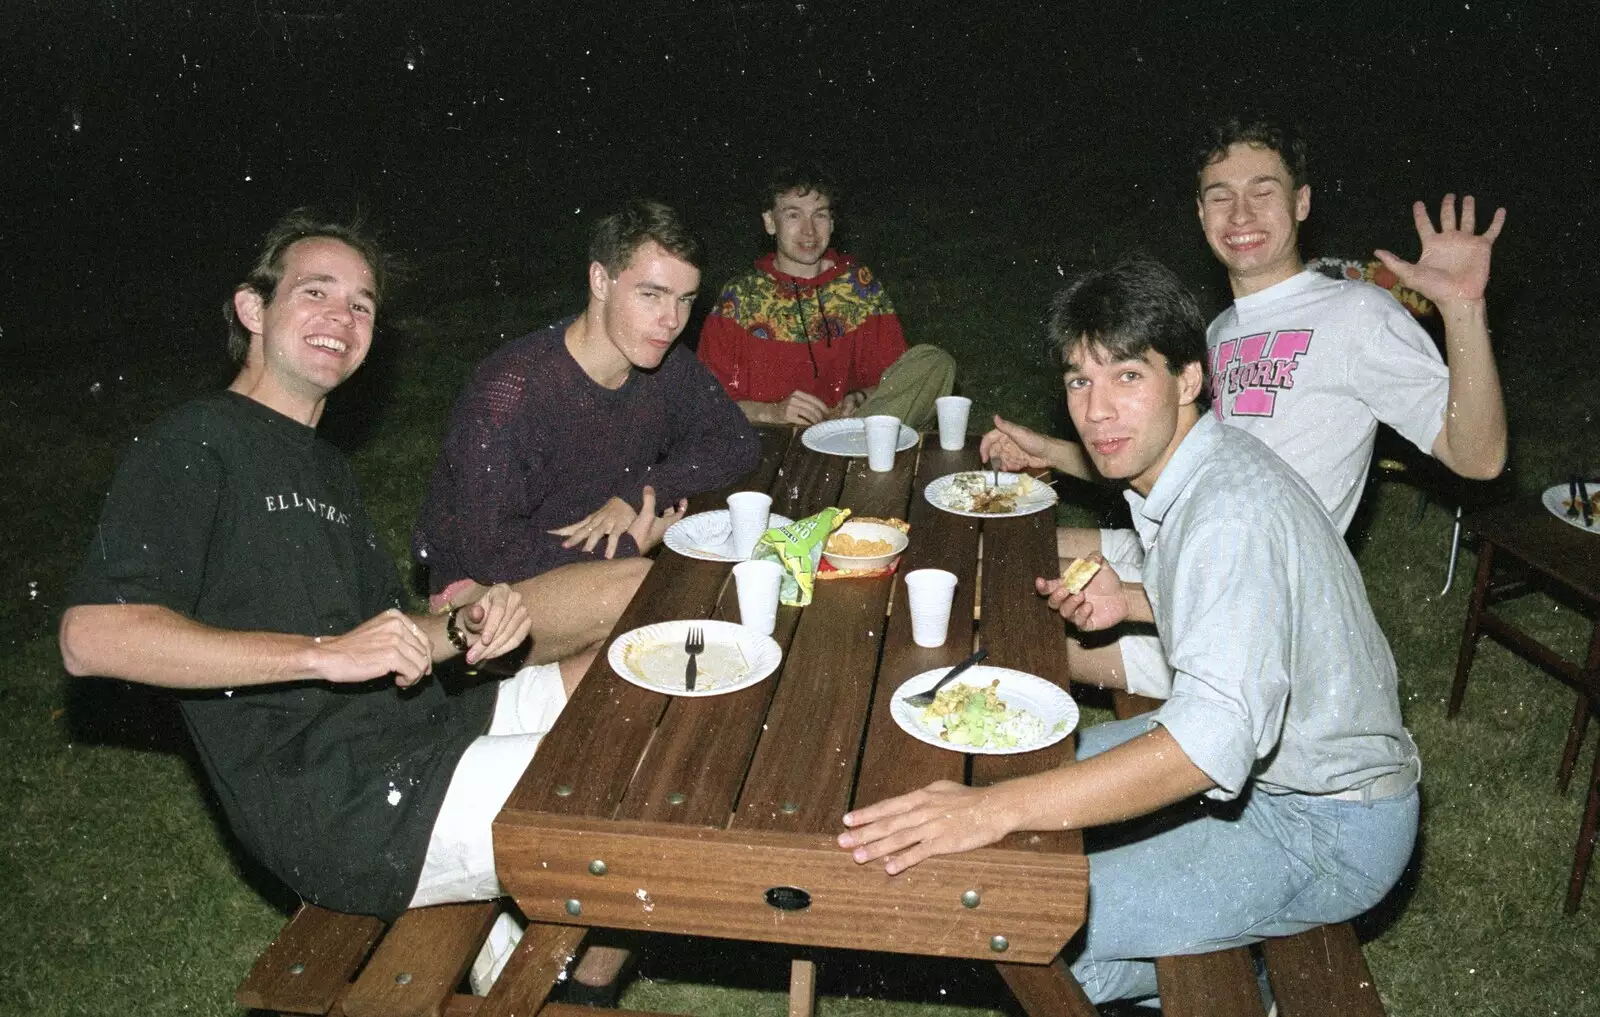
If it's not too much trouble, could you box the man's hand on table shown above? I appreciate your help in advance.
[839,780,1015,875]
[456,583,531,665]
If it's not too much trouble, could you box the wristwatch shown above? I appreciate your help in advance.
[445,605,470,653]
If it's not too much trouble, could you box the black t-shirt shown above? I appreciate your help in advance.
[70,391,496,920]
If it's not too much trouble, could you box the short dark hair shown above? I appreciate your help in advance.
[1194,114,1309,192]
[224,209,388,364]
[1049,257,1208,386]
[588,199,704,278]
[763,162,839,212]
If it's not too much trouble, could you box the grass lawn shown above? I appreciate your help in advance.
[3,189,1598,1017]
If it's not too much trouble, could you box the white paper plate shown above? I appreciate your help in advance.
[608,619,783,697]
[801,418,919,457]
[890,665,1078,755]
[1541,482,1600,533]
[925,471,1059,518]
[663,510,797,561]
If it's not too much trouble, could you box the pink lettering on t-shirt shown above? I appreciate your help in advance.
[1214,330,1312,417]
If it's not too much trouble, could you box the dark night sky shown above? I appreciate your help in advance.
[2,1,1595,370]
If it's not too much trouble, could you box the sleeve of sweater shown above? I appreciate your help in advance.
[638,347,762,504]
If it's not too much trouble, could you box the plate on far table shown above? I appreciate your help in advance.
[925,471,1059,518]
[801,418,919,457]
[1541,482,1600,533]
[663,509,797,561]
[890,665,1078,755]
[608,619,783,697]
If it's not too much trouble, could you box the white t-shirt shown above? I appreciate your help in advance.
[1206,270,1448,533]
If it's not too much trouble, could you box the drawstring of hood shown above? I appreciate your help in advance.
[791,281,833,377]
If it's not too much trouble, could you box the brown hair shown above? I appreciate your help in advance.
[224,209,389,363]
[588,199,704,278]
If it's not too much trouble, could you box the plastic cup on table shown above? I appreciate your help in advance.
[904,568,958,647]
[727,491,773,559]
[732,559,784,636]
[934,396,972,451]
[864,414,902,473]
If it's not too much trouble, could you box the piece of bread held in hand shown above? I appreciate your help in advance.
[1060,557,1103,595]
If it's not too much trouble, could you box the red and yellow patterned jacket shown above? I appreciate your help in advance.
[696,250,907,407]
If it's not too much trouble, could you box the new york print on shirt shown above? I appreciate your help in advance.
[1211,330,1313,418]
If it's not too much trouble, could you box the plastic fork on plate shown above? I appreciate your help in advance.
[684,626,704,691]
[901,647,989,709]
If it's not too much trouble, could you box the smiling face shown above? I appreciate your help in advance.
[762,187,834,278]
[588,240,701,380]
[232,236,377,422]
[1062,342,1204,495]
[1197,142,1311,297]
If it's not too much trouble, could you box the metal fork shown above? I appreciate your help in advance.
[1568,476,1582,519]
[901,647,988,709]
[684,626,704,691]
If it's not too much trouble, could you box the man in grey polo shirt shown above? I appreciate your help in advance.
[838,258,1420,1006]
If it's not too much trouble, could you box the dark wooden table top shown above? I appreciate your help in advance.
[492,426,1093,1004]
[1464,495,1600,603]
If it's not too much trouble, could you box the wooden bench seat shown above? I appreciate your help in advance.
[236,901,713,1017]
[1109,691,1388,1017]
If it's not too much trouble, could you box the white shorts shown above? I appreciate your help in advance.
[409,662,568,908]
[1097,528,1173,700]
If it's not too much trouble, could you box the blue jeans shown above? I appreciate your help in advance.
[1068,716,1420,1003]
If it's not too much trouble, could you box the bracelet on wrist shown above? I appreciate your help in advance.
[445,606,470,653]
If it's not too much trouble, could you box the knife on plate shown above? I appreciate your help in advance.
[1580,477,1594,527]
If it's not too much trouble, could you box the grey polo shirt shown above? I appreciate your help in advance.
[1132,414,1418,800]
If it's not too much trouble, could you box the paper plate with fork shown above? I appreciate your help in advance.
[608,619,783,697]
[1542,481,1600,533]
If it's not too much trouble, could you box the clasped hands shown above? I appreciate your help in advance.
[549,484,688,559]
[313,583,531,689]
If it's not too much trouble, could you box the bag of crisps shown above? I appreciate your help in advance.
[753,507,850,606]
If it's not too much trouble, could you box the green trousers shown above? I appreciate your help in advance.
[852,344,957,431]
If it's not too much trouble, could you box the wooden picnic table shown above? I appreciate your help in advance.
[488,425,1098,1015]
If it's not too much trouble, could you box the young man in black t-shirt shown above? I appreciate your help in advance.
[60,211,592,985]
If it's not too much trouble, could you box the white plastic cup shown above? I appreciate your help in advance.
[935,396,972,451]
[864,414,902,472]
[732,559,784,635]
[904,568,958,647]
[726,491,773,560]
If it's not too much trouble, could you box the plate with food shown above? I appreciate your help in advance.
[801,418,919,457]
[608,619,783,697]
[1541,481,1600,533]
[663,510,796,561]
[925,471,1059,518]
[890,665,1078,754]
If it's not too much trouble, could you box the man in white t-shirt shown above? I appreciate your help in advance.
[982,115,1507,696]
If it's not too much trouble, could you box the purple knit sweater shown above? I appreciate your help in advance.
[412,318,760,592]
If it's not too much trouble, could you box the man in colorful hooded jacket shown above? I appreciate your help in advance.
[697,163,955,430]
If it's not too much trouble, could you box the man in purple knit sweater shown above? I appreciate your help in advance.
[413,200,759,689]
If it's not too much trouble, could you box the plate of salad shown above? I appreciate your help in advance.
[889,665,1078,754]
